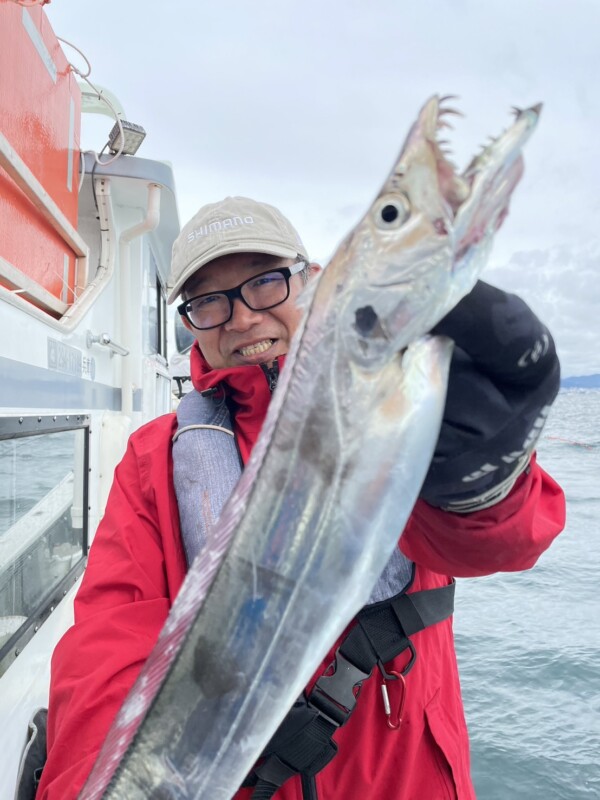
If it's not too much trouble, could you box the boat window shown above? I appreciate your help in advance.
[145,250,167,358]
[174,312,195,355]
[0,418,88,674]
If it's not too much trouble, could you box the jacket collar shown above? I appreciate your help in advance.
[189,342,284,463]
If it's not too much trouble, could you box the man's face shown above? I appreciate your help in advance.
[181,252,318,370]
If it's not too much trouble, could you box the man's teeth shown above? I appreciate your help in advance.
[238,340,273,357]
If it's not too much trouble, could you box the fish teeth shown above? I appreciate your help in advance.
[439,107,464,117]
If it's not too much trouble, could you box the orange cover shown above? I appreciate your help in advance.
[0,0,81,306]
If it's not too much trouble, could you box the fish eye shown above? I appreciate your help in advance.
[381,204,400,223]
[373,193,410,230]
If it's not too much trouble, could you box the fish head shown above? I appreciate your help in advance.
[326,96,541,368]
[345,95,462,273]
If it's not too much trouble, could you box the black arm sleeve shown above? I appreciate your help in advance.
[432,280,557,385]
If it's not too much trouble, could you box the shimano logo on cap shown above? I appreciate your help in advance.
[187,215,254,242]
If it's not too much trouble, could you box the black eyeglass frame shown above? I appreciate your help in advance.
[177,260,308,331]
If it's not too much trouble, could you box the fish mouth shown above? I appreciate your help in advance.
[422,95,472,214]
[438,98,542,219]
[412,95,542,221]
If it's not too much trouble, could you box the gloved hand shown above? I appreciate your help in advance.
[420,281,560,513]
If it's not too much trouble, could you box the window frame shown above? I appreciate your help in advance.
[0,414,90,676]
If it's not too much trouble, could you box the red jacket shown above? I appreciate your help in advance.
[38,346,565,800]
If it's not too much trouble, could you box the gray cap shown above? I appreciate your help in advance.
[167,196,309,303]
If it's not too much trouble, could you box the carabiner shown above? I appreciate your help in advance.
[379,669,406,731]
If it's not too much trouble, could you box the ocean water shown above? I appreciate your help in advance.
[455,389,600,799]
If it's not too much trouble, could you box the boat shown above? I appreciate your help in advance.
[0,2,185,796]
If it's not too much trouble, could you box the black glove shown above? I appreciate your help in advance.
[420,281,560,513]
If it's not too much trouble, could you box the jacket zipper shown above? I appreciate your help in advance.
[259,359,280,393]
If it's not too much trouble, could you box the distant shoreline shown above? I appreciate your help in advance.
[560,374,600,389]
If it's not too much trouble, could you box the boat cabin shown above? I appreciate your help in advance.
[0,3,184,794]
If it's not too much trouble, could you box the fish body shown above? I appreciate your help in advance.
[82,96,541,799]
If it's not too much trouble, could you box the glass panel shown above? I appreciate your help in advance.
[144,250,159,356]
[144,250,167,357]
[171,314,194,398]
[0,429,86,650]
[157,273,167,358]
[174,313,195,355]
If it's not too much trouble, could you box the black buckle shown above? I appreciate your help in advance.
[378,640,417,679]
[254,755,297,788]
[308,649,371,727]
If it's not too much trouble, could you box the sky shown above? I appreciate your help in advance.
[44,0,600,377]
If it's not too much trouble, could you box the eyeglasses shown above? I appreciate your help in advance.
[177,260,307,331]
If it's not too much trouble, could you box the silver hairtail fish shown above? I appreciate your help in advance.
[82,96,541,799]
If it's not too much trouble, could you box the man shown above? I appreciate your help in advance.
[37,197,565,799]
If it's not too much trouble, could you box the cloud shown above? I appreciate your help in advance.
[46,0,600,374]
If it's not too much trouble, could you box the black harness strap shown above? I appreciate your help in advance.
[247,580,455,799]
